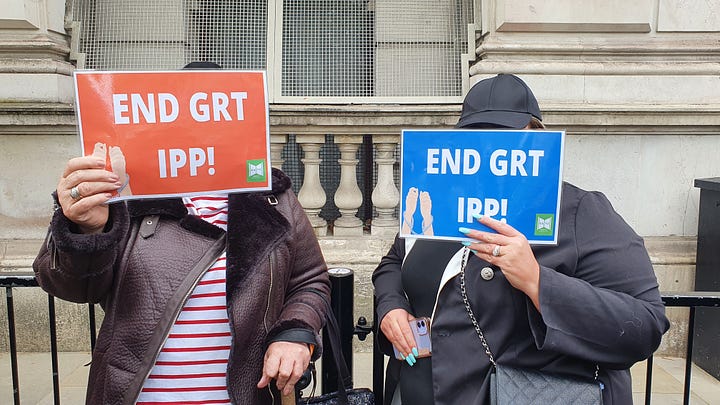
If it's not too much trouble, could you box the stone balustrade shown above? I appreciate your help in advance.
[268,104,461,237]
[276,134,400,237]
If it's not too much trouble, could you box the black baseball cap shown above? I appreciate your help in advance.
[456,74,542,129]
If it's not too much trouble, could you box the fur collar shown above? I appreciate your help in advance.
[126,168,293,300]
[126,168,291,221]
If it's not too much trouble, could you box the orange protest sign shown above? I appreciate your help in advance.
[74,70,270,201]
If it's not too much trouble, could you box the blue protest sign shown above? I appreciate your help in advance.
[400,129,564,244]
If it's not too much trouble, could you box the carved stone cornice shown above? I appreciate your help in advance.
[0,31,71,63]
[1,102,717,137]
[0,102,76,135]
[477,38,720,61]
[0,59,75,75]
[268,104,720,136]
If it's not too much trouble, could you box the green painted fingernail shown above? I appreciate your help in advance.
[459,227,472,234]
[412,347,419,357]
[472,213,483,220]
[462,241,472,246]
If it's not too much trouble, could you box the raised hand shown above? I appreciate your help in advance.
[460,215,541,310]
[57,155,122,234]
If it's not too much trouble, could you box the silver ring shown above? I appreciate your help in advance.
[492,244,501,257]
[70,186,81,200]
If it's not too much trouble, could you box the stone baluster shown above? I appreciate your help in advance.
[296,135,327,236]
[333,135,364,236]
[270,134,287,170]
[371,135,400,236]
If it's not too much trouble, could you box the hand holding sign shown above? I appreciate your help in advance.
[460,214,541,310]
[56,155,122,234]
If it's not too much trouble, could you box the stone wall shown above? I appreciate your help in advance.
[0,236,698,358]
[0,0,718,361]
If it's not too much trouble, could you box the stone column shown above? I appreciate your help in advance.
[270,133,287,170]
[333,135,364,236]
[0,0,77,239]
[371,135,400,236]
[296,135,327,236]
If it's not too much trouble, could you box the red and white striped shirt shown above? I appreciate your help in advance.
[137,195,232,405]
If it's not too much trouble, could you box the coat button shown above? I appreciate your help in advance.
[480,266,494,280]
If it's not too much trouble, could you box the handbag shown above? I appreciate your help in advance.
[296,291,374,405]
[458,248,603,405]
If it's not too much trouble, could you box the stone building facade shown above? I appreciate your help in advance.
[1,0,719,358]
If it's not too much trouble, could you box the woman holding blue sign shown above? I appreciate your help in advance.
[373,74,669,405]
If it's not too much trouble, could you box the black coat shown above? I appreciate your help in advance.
[373,182,669,405]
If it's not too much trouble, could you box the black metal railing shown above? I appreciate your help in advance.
[644,293,720,405]
[1,272,97,405]
[2,271,719,405]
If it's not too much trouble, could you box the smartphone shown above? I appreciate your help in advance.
[393,317,432,360]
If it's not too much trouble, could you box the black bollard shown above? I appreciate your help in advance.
[322,267,354,394]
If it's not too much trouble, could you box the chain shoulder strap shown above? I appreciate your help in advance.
[459,247,496,366]
[459,247,601,381]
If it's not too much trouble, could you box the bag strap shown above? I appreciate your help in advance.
[459,248,600,381]
[459,248,497,366]
[304,288,351,404]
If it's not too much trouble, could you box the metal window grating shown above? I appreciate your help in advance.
[70,0,472,99]
[281,0,472,98]
[72,0,267,70]
[281,0,374,97]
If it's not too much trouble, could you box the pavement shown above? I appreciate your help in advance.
[1,352,718,404]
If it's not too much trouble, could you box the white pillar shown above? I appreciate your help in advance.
[333,135,364,236]
[371,135,400,236]
[296,135,327,236]
[270,133,287,170]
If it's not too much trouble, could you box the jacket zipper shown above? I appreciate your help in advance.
[264,252,276,403]
[130,244,225,404]
[226,252,277,404]
[48,233,57,270]
[264,252,275,334]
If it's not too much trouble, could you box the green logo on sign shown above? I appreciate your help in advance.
[246,159,267,182]
[534,214,554,236]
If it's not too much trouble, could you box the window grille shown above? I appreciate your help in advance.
[280,0,473,99]
[70,0,473,100]
[71,0,266,71]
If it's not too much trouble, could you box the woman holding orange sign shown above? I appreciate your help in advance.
[33,62,330,405]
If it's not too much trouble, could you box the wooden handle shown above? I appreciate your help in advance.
[281,391,296,405]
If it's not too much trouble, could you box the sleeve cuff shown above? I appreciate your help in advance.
[51,202,129,254]
[267,320,323,361]
[528,266,551,349]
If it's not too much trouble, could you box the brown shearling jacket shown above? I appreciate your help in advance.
[33,169,330,405]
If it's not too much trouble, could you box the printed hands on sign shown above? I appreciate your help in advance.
[401,187,434,236]
[93,142,132,197]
